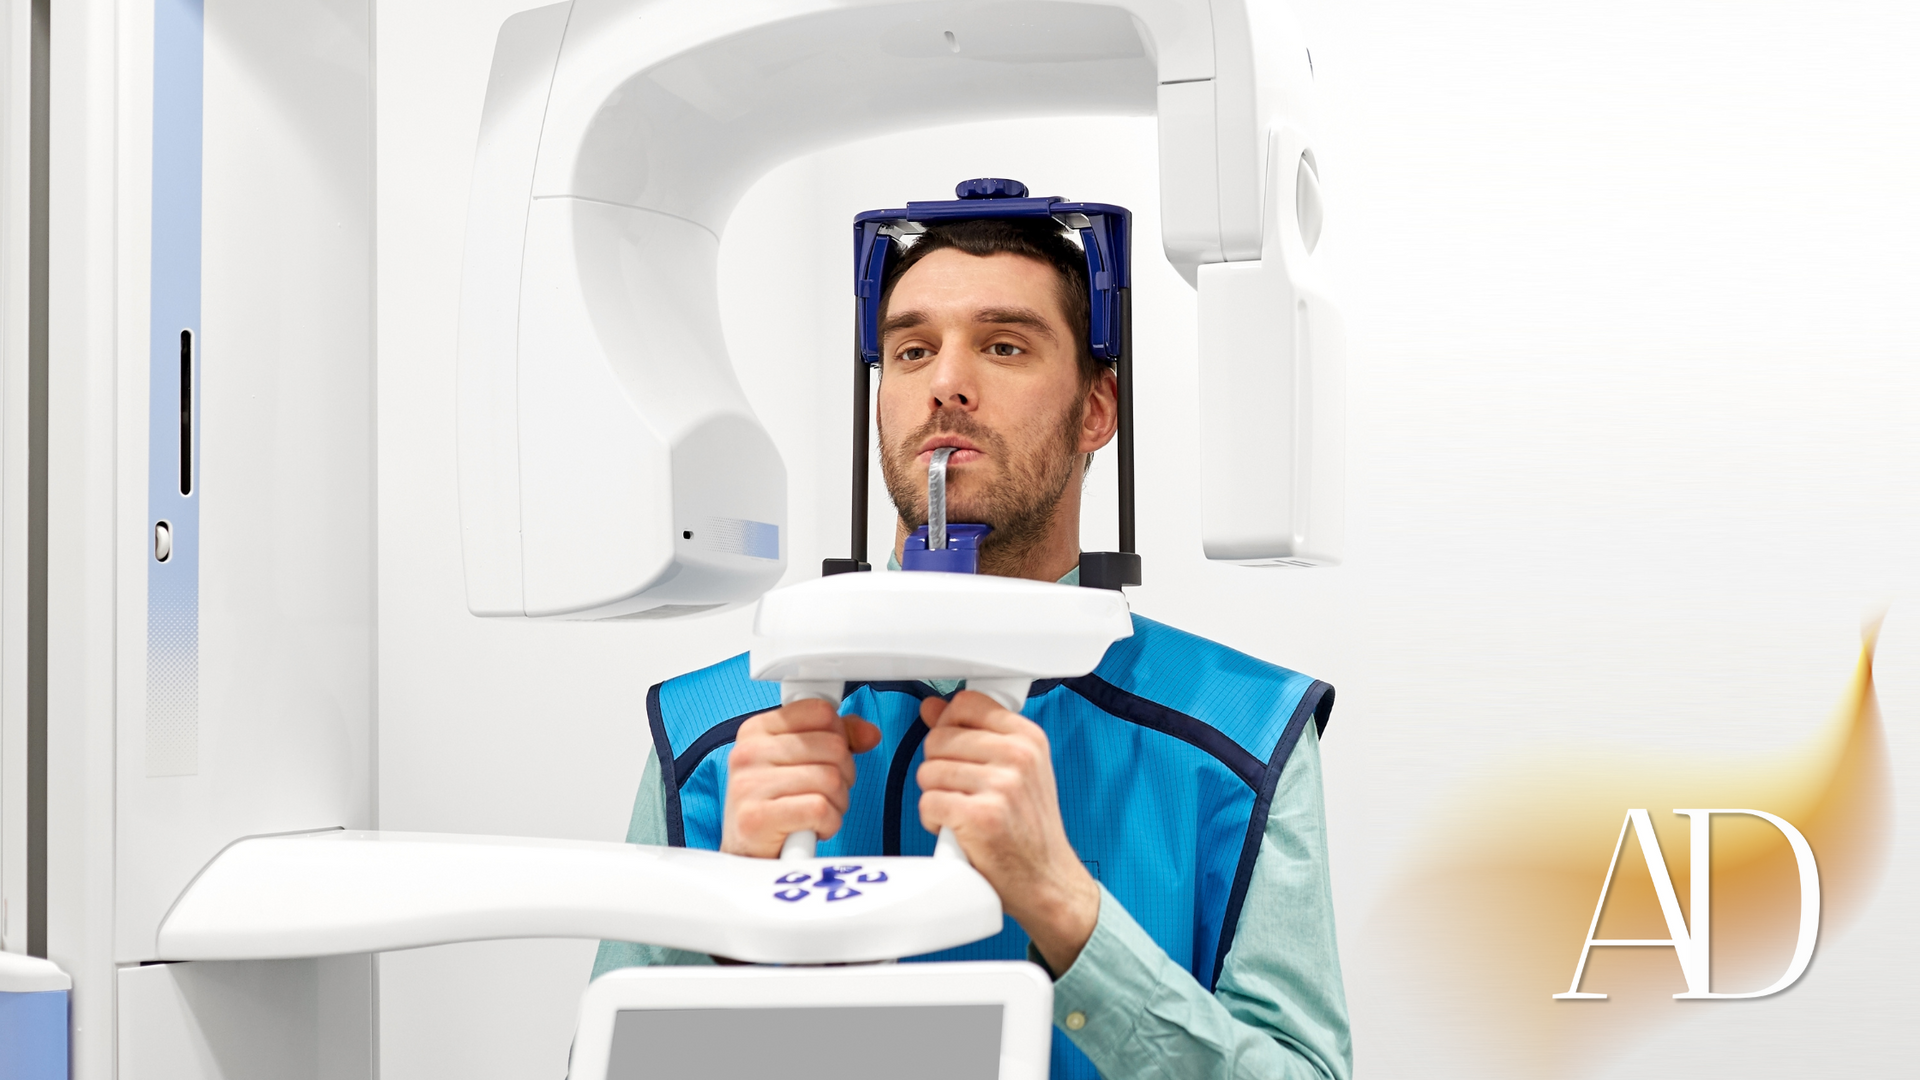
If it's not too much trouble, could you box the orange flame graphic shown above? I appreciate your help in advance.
[1356,618,1891,1077]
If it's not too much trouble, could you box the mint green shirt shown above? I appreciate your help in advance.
[593,564,1351,1079]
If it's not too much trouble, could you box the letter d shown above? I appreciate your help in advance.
[1672,809,1821,999]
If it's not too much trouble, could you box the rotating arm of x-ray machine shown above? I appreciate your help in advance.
[456,0,1344,621]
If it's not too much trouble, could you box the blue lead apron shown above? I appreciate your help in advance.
[647,614,1332,1078]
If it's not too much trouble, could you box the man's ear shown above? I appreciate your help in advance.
[1078,366,1119,454]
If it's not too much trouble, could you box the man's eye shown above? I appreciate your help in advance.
[988,343,1023,357]
[897,346,932,363]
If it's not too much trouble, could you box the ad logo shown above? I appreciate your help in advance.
[1354,623,1887,1075]
[772,864,889,903]
[1555,808,1820,1000]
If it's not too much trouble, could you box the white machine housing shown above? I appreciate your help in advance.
[751,571,1134,685]
[457,0,1345,620]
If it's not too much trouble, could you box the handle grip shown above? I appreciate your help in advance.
[780,829,816,861]
[785,829,967,863]
[775,681,845,862]
[934,826,968,865]
[927,679,1030,866]
[965,677,1031,713]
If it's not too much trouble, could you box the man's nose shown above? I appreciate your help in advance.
[928,349,975,410]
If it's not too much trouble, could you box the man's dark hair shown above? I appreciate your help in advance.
[877,218,1103,386]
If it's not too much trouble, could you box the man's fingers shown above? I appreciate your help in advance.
[925,689,1025,733]
[734,730,861,768]
[733,763,853,811]
[916,757,1002,796]
[753,699,849,735]
[751,705,879,751]
[736,793,845,845]
[918,788,957,834]
[724,704,877,858]
[730,734,856,789]
[917,789,1003,838]
[846,716,883,754]
[921,725,1041,770]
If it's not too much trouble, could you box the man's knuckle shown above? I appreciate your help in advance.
[742,734,786,764]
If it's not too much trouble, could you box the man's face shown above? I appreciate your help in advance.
[876,249,1113,556]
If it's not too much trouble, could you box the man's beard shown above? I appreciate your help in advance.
[879,401,1083,575]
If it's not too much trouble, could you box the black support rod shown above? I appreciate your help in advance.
[825,350,874,576]
[1116,286,1136,554]
[1078,286,1141,590]
[27,0,49,958]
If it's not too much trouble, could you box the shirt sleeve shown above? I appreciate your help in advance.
[1039,722,1352,1080]
[590,746,716,978]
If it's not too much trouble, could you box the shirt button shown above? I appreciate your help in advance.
[1065,1011,1087,1031]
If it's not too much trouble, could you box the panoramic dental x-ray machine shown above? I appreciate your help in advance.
[2,2,1339,1078]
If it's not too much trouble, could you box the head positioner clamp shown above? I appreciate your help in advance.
[826,179,1142,590]
[853,178,1131,367]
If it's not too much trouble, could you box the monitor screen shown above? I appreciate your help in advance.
[606,1004,1005,1080]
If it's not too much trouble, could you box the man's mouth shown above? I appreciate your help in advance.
[915,436,984,468]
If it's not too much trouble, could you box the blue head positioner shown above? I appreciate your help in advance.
[825,179,1141,590]
[852,178,1132,366]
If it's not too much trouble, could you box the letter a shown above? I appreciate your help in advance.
[1554,809,1702,999]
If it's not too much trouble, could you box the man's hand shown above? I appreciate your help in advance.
[721,700,881,858]
[917,690,1100,974]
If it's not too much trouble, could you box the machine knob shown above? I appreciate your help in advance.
[955,177,1027,200]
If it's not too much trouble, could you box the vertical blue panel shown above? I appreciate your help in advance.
[147,0,202,776]
[0,990,70,1080]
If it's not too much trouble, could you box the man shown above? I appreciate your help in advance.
[594,217,1350,1080]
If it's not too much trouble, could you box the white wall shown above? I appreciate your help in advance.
[1306,3,1920,1076]
[375,5,635,1076]
[374,2,1920,1078]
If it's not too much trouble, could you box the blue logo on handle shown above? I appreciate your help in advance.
[772,864,890,903]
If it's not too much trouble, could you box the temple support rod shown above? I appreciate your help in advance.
[1117,286,1135,554]
[851,354,871,563]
